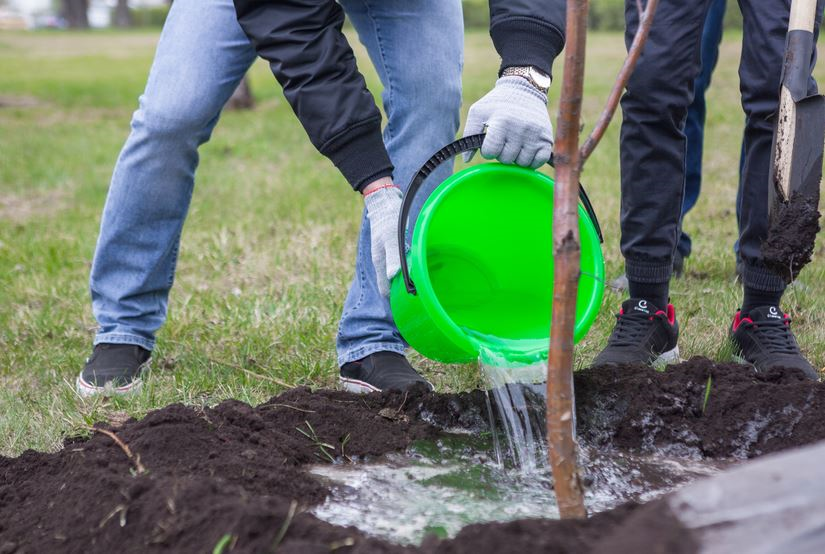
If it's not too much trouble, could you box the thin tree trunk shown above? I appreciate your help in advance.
[547,0,589,520]
[226,75,255,110]
[113,0,133,28]
[546,0,659,520]
[62,0,89,29]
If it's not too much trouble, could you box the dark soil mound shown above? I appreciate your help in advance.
[2,358,823,553]
[576,357,825,458]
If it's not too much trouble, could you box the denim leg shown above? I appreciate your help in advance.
[90,0,257,350]
[680,0,726,258]
[620,0,712,284]
[736,0,823,292]
[335,0,464,366]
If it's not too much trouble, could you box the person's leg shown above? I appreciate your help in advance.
[594,0,711,367]
[728,0,823,379]
[83,0,256,393]
[680,0,727,261]
[335,0,463,371]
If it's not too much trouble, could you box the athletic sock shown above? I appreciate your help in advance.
[627,280,669,310]
[741,286,784,316]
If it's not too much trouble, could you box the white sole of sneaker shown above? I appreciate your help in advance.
[731,353,751,366]
[339,377,382,394]
[75,374,143,398]
[653,346,681,369]
[75,358,150,398]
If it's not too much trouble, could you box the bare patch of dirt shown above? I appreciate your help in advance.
[2,359,824,553]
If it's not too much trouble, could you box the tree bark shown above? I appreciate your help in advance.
[113,0,133,28]
[546,0,659,520]
[547,0,589,520]
[226,75,255,111]
[62,0,89,29]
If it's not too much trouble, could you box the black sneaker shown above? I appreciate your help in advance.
[592,299,680,367]
[340,352,433,394]
[76,344,151,397]
[730,306,818,380]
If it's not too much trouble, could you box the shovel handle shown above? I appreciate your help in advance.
[398,134,603,295]
[790,0,818,33]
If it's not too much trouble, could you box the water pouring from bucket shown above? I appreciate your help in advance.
[388,135,605,474]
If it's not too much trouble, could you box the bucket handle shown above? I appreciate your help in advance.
[398,133,603,295]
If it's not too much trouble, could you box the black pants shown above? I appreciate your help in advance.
[620,0,823,292]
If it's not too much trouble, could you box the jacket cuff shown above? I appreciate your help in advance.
[490,17,564,78]
[321,118,394,191]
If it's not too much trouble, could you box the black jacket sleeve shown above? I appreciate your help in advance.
[489,0,566,78]
[234,0,393,191]
[233,0,566,191]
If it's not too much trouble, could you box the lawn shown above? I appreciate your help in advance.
[1,29,824,457]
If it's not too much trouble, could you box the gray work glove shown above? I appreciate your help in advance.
[364,185,403,297]
[462,76,554,168]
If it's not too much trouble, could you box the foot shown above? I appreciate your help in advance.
[76,344,151,397]
[339,351,432,393]
[592,299,680,368]
[730,306,818,380]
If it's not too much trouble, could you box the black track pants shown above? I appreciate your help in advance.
[619,0,823,291]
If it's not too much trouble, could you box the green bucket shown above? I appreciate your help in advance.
[390,135,605,363]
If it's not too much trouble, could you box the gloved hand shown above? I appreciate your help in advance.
[462,76,554,169]
[363,185,403,296]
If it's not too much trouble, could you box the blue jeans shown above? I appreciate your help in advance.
[679,0,726,258]
[90,0,463,363]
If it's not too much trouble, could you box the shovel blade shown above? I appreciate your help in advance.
[769,92,825,212]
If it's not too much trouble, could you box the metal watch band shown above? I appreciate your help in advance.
[501,66,550,94]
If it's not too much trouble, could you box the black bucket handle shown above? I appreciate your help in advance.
[398,133,603,295]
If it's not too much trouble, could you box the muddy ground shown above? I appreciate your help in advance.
[2,357,824,554]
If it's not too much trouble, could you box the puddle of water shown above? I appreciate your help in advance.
[311,434,727,546]
[313,333,728,545]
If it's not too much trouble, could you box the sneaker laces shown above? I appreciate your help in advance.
[747,317,798,355]
[608,311,654,347]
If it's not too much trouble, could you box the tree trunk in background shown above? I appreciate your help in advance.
[62,0,89,28]
[113,0,133,28]
[226,75,255,110]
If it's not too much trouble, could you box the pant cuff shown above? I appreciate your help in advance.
[337,342,407,368]
[624,259,672,284]
[94,333,155,351]
[742,263,787,292]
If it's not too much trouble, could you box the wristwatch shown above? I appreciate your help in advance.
[501,66,552,94]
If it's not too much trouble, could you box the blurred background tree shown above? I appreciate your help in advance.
[60,0,88,28]
[113,0,132,27]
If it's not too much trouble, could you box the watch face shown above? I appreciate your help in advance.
[529,67,552,90]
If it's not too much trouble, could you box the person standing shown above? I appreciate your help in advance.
[78,0,465,396]
[610,0,731,290]
[594,0,822,379]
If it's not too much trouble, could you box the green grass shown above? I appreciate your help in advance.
[1,30,824,456]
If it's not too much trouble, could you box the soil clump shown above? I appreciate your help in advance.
[761,193,821,282]
[2,357,824,553]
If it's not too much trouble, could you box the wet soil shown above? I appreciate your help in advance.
[2,357,824,553]
[762,193,821,282]
[575,357,825,459]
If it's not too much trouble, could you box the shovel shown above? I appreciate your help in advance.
[764,0,825,282]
